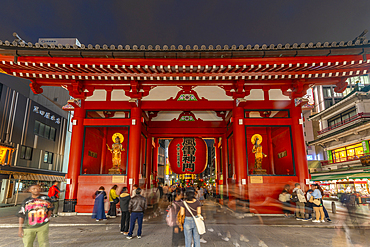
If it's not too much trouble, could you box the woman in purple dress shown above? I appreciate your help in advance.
[92,186,107,221]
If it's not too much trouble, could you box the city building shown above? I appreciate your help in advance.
[303,74,370,161]
[1,37,369,214]
[307,85,370,201]
[0,72,70,205]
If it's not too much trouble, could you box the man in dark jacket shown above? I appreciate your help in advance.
[127,188,147,239]
[119,187,131,235]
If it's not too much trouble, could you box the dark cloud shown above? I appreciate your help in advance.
[1,0,369,46]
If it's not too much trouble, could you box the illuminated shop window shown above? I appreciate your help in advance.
[331,143,365,164]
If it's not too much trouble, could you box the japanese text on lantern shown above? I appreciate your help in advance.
[182,137,196,172]
[176,144,181,167]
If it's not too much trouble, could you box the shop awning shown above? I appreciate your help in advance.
[311,171,370,181]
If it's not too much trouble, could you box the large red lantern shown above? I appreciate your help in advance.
[168,137,208,174]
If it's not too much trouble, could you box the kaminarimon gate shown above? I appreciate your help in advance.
[1,39,369,214]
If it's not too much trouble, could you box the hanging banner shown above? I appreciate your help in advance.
[168,137,207,174]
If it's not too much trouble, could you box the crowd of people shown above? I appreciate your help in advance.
[278,183,332,222]
[16,179,367,246]
[90,183,209,246]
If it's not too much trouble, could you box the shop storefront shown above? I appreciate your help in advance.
[311,172,370,203]
[0,168,65,205]
[327,140,370,164]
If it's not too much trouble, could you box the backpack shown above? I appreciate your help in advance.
[166,202,180,227]
[290,191,299,202]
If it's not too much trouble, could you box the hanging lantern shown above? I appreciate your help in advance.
[168,137,207,174]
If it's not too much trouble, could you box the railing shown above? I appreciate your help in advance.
[318,112,370,135]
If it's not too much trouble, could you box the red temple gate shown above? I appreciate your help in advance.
[0,38,369,213]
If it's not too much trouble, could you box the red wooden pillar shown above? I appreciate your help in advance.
[266,127,275,174]
[214,138,221,194]
[145,134,152,189]
[221,134,228,200]
[152,138,159,187]
[100,127,107,174]
[291,103,309,187]
[232,106,247,185]
[127,107,142,192]
[64,101,85,212]
[232,105,248,200]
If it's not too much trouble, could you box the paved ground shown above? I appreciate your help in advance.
[0,200,369,247]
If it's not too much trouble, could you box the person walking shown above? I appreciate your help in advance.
[47,181,61,217]
[92,186,107,221]
[119,187,131,235]
[108,185,119,218]
[311,184,325,223]
[179,190,202,247]
[18,183,54,247]
[157,183,164,199]
[131,184,139,198]
[172,188,185,247]
[127,188,147,239]
[292,183,308,221]
[163,184,169,201]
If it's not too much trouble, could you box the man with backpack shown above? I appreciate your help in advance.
[48,181,61,217]
[292,183,308,221]
[119,187,131,235]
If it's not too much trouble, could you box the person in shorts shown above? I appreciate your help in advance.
[18,183,54,247]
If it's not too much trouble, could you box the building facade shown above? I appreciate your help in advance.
[0,72,70,205]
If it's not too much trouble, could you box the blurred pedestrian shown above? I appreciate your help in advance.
[292,183,308,221]
[157,183,164,199]
[127,188,147,239]
[92,186,107,221]
[48,181,61,217]
[180,190,202,247]
[119,187,131,235]
[163,184,169,201]
[18,184,54,247]
[279,190,291,217]
[311,184,325,223]
[306,189,313,220]
[108,185,119,218]
[172,188,185,247]
[131,184,139,198]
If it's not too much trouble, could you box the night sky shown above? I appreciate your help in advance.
[1,1,369,47]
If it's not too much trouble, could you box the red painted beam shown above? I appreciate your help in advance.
[85,101,132,110]
[244,118,292,126]
[83,118,131,126]
[142,101,233,111]
[151,133,223,138]
[149,127,226,135]
[149,121,226,128]
[1,54,368,67]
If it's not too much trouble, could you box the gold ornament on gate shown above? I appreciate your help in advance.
[107,133,125,174]
[251,134,267,174]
